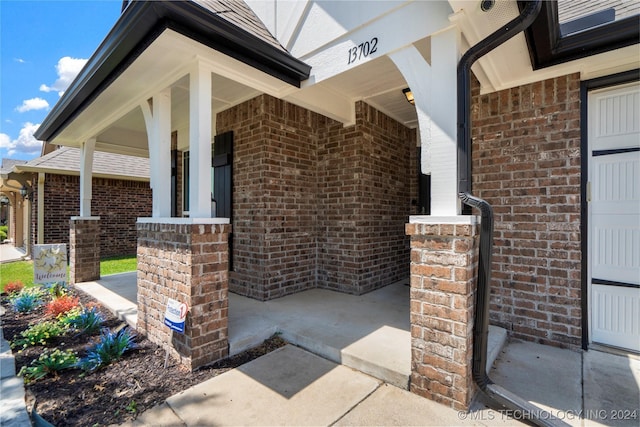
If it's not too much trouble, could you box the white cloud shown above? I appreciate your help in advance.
[0,123,42,157]
[15,97,49,113]
[14,58,26,64]
[40,56,87,96]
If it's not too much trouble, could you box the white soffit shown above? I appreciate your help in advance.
[49,29,291,154]
[450,0,640,94]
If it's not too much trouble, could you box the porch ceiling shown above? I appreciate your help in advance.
[292,54,421,129]
[47,29,289,157]
[51,29,424,158]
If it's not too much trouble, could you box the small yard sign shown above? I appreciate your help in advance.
[164,298,188,333]
[33,244,67,285]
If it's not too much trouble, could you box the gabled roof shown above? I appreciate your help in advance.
[195,0,287,53]
[0,159,27,176]
[34,0,310,143]
[14,147,149,182]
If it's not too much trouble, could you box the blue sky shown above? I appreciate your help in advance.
[1,0,121,161]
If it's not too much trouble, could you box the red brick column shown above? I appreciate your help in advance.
[137,219,231,370]
[406,217,479,410]
[69,217,101,284]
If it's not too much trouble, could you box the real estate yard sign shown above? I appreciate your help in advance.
[33,244,67,285]
[164,298,189,333]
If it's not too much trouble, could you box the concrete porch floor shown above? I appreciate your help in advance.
[73,272,506,389]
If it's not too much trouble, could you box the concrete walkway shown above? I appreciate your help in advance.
[0,244,26,264]
[77,273,640,427]
[120,341,640,427]
[0,306,32,427]
[75,273,505,389]
[3,271,638,426]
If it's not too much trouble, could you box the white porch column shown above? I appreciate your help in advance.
[430,28,460,216]
[141,88,172,217]
[389,47,433,175]
[389,26,460,215]
[79,138,95,217]
[189,62,213,218]
[37,172,44,244]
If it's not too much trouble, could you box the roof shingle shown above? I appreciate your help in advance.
[18,147,149,181]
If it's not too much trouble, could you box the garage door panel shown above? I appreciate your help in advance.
[591,217,640,285]
[592,87,639,152]
[589,82,640,352]
[592,285,640,352]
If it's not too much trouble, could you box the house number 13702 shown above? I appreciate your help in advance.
[347,37,378,64]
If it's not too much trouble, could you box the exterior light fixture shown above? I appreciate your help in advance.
[403,88,415,105]
[20,184,33,200]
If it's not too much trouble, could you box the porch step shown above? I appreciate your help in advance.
[279,325,411,390]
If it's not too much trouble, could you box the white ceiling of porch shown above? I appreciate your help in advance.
[53,27,422,157]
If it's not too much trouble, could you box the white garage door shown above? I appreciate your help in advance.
[588,82,640,353]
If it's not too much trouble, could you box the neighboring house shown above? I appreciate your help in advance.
[32,0,639,409]
[6,145,151,258]
[0,159,29,250]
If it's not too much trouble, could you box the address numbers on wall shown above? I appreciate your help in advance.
[347,37,378,65]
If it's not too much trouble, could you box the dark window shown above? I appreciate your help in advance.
[522,0,639,69]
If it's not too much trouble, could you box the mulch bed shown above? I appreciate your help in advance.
[1,287,286,426]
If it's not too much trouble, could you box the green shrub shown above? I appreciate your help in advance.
[77,327,136,371]
[0,225,7,241]
[11,292,42,313]
[61,307,104,335]
[18,349,78,383]
[9,286,46,313]
[45,282,69,298]
[11,321,67,349]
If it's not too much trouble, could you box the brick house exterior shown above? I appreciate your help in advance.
[32,0,639,410]
[213,95,417,300]
[472,73,583,348]
[30,174,151,258]
[14,147,151,259]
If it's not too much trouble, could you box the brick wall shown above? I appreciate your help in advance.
[317,102,414,294]
[32,174,152,258]
[137,221,230,370]
[406,220,479,410]
[69,218,100,283]
[217,95,323,300]
[471,73,582,348]
[216,95,416,300]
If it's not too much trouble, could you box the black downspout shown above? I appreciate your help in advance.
[457,2,569,426]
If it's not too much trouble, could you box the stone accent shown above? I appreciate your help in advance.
[472,73,582,348]
[69,217,101,284]
[137,220,230,370]
[406,219,479,410]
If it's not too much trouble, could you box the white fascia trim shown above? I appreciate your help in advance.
[137,217,230,225]
[409,215,480,225]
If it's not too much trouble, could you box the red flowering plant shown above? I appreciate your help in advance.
[45,295,80,318]
[4,280,25,295]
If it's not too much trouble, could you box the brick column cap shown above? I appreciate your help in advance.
[70,216,101,221]
[409,215,479,225]
[137,217,230,225]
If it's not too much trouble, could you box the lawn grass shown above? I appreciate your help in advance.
[100,255,137,276]
[0,255,136,292]
[0,260,34,291]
